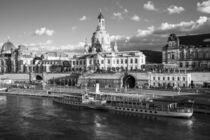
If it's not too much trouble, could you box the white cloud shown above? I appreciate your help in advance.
[143,1,158,11]
[110,35,130,42]
[203,38,210,42]
[124,8,128,13]
[197,0,210,14]
[79,16,87,21]
[34,27,54,36]
[158,16,209,33]
[131,15,141,22]
[137,26,154,37]
[167,5,184,14]
[134,16,210,38]
[59,42,85,51]
[113,12,124,20]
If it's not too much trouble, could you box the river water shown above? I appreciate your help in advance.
[0,95,210,140]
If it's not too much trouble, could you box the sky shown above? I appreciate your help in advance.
[0,0,210,52]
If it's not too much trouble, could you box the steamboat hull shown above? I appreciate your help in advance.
[106,106,193,118]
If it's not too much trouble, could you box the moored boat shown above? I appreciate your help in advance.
[105,99,193,118]
[53,82,193,118]
[53,83,108,109]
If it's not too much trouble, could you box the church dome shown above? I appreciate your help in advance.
[98,12,104,19]
[1,41,16,55]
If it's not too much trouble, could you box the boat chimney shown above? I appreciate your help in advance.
[95,81,100,94]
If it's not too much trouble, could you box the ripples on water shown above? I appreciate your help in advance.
[0,95,210,140]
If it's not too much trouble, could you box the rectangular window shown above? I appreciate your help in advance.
[108,59,110,64]
[183,77,185,81]
[89,60,92,65]
[172,77,174,81]
[73,61,75,65]
[168,77,170,80]
[101,60,104,64]
[130,59,133,64]
[121,59,123,64]
[178,77,180,81]
[135,59,138,63]
[125,59,127,64]
[163,77,165,80]
[117,59,119,64]
[158,77,160,80]
[153,77,155,80]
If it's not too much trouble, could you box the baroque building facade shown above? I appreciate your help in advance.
[71,11,146,72]
[0,41,34,73]
[162,33,210,71]
[33,51,71,73]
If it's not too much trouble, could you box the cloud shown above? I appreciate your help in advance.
[113,12,124,20]
[167,5,184,14]
[131,15,141,22]
[110,35,130,42]
[59,42,85,51]
[137,26,154,37]
[79,16,87,21]
[133,16,210,37]
[203,38,210,42]
[124,8,128,13]
[115,16,210,51]
[197,0,210,14]
[71,26,77,31]
[143,1,158,11]
[154,16,210,35]
[34,27,54,36]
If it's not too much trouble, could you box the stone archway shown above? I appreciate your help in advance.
[36,75,43,81]
[123,75,136,88]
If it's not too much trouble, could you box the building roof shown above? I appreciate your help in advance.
[83,73,123,80]
[54,73,81,80]
[178,33,210,46]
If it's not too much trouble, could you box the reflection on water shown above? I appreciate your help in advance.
[0,95,210,140]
